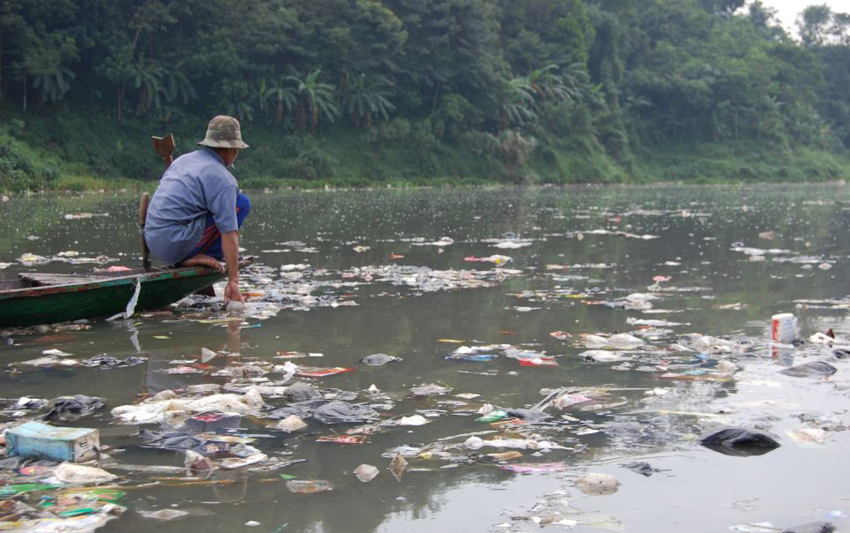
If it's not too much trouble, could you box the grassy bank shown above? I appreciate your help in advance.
[2,109,849,193]
[633,142,850,184]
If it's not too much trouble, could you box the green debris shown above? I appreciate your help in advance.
[0,483,62,496]
[58,508,96,518]
[476,409,507,423]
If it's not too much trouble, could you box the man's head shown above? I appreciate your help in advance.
[214,147,240,167]
[198,115,249,167]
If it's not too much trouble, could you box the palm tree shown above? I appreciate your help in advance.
[341,73,396,128]
[32,66,75,104]
[287,69,339,133]
[131,54,165,113]
[559,62,590,94]
[163,63,196,106]
[261,76,297,125]
[500,77,538,129]
[499,63,590,129]
[527,64,581,104]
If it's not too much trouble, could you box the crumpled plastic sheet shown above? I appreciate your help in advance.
[283,382,322,402]
[0,397,48,411]
[42,395,104,421]
[266,403,318,421]
[110,387,265,424]
[360,353,402,366]
[780,361,837,378]
[138,429,246,456]
[79,355,148,369]
[312,401,381,425]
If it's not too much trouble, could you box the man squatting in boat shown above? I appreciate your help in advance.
[144,115,250,305]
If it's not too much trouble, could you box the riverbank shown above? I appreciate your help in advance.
[2,111,849,193]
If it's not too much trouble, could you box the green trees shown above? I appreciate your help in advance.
[799,5,833,47]
[383,0,501,116]
[1,0,850,183]
[220,80,256,124]
[97,1,178,120]
[798,5,850,47]
[0,0,78,111]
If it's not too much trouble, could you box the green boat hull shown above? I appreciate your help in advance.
[0,267,223,327]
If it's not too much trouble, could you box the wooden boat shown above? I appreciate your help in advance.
[0,135,252,328]
[0,265,229,328]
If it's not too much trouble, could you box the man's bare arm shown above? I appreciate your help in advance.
[221,230,244,304]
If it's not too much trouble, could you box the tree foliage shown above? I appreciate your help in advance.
[0,0,849,168]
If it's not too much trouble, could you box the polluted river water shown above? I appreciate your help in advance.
[1,184,850,533]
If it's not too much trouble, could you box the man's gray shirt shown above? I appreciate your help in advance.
[144,148,238,265]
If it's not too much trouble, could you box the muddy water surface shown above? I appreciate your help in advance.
[1,185,850,533]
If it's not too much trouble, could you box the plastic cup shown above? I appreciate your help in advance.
[771,313,798,344]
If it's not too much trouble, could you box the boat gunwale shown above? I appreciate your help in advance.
[0,266,221,300]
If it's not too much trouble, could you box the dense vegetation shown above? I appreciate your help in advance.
[1,0,849,191]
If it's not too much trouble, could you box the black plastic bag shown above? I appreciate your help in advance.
[699,427,780,457]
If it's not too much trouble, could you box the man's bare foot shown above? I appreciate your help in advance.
[181,254,225,273]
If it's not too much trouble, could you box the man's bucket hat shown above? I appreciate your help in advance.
[198,115,249,149]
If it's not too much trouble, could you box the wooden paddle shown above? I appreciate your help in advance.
[151,134,175,168]
[141,134,175,271]
[139,193,152,271]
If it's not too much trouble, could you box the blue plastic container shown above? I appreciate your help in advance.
[5,421,100,462]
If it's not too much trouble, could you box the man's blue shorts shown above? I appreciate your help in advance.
[185,193,251,261]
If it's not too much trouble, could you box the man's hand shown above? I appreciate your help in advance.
[223,279,243,305]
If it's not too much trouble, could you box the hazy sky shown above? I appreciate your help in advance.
[761,0,846,31]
